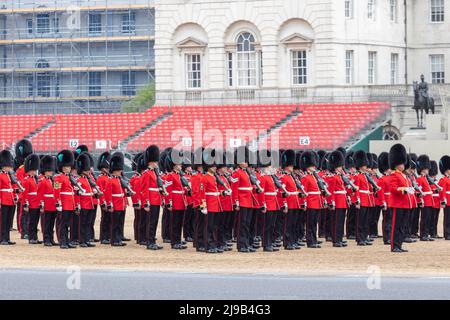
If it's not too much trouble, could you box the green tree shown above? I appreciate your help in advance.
[122,82,156,113]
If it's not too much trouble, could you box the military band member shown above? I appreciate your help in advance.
[104,152,128,247]
[191,148,205,251]
[368,153,383,239]
[69,157,81,246]
[96,152,112,244]
[22,154,41,244]
[14,139,33,237]
[182,156,195,243]
[429,161,441,239]
[404,156,419,243]
[86,152,99,243]
[130,153,143,244]
[37,155,59,246]
[377,152,392,245]
[438,156,450,240]
[415,155,435,241]
[344,153,357,240]
[54,150,76,249]
[0,150,16,245]
[217,154,233,251]
[389,144,415,253]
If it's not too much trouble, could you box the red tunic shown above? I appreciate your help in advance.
[258,175,280,211]
[389,171,415,209]
[231,168,256,208]
[416,175,434,207]
[96,173,110,207]
[190,172,204,208]
[165,172,187,211]
[280,173,300,209]
[141,169,162,206]
[200,173,221,213]
[301,173,323,209]
[438,176,450,206]
[377,175,391,208]
[54,174,76,211]
[22,175,40,209]
[37,177,57,211]
[75,176,94,210]
[327,174,348,209]
[129,173,142,207]
[353,173,374,207]
[218,175,232,211]
[0,171,15,206]
[104,176,127,211]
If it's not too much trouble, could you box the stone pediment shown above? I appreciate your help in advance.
[176,37,208,49]
[281,33,314,46]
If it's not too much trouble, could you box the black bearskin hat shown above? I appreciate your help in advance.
[408,153,417,170]
[430,160,438,177]
[182,151,193,171]
[294,151,302,170]
[41,155,56,173]
[378,152,389,174]
[389,144,408,170]
[337,147,346,158]
[300,151,317,170]
[203,148,218,169]
[353,150,368,170]
[439,155,450,175]
[235,146,250,165]
[24,154,40,172]
[110,152,125,172]
[137,154,146,173]
[258,149,272,168]
[76,153,91,174]
[345,154,355,169]
[132,153,143,172]
[75,145,88,156]
[329,150,345,172]
[97,152,111,170]
[0,150,14,168]
[281,149,296,169]
[417,155,431,173]
[145,145,160,163]
[370,153,378,169]
[15,139,33,166]
[165,148,183,172]
[320,153,330,171]
[57,150,74,170]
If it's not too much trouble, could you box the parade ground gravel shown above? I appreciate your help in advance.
[1,208,449,277]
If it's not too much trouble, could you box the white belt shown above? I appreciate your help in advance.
[432,194,439,197]
[334,191,346,194]
[384,192,391,196]
[81,193,93,196]
[287,191,298,196]
[264,192,278,196]
[308,191,321,195]
[44,194,54,198]
[172,190,184,194]
[0,188,13,192]
[60,192,74,196]
[205,192,220,196]
[446,191,450,195]
[359,190,370,194]
[148,188,159,192]
[423,191,433,195]
[28,192,37,196]
[112,193,124,197]
[238,187,253,191]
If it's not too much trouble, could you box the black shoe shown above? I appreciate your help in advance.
[384,241,391,245]
[216,247,224,253]
[317,240,323,244]
[404,238,414,243]
[297,242,306,247]
[122,238,131,242]
[342,240,348,244]
[333,243,344,247]
[366,238,374,242]
[401,249,409,252]
[238,248,249,253]
[248,247,257,252]
[445,237,450,241]
[206,248,217,253]
[272,246,280,251]
[185,237,193,242]
[196,247,206,252]
[293,244,301,250]
[341,242,348,247]
[80,243,88,248]
[29,240,38,244]
[44,242,53,247]
[101,240,111,245]
[70,241,79,246]
[163,239,171,243]
[111,243,122,247]
[357,242,367,246]
[92,239,100,243]
[428,237,435,241]
[224,246,232,252]
[307,244,321,248]
[285,245,295,250]
[347,235,356,240]
[263,247,274,252]
[139,241,147,245]
[392,248,403,253]
[60,245,69,249]
[87,243,96,247]
[51,241,59,246]
[420,237,430,241]
[364,241,373,246]
[147,244,158,250]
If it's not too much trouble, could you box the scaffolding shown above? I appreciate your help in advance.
[0,0,155,114]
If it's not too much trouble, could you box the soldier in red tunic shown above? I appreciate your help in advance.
[388,144,415,253]
[96,152,112,244]
[377,152,392,245]
[191,148,205,251]
[344,152,358,240]
[217,152,233,251]
[22,154,41,244]
[438,155,450,240]
[130,152,143,244]
[429,161,442,239]
[416,155,435,241]
[0,150,17,245]
[37,155,58,246]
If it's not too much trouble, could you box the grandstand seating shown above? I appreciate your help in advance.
[1,102,389,153]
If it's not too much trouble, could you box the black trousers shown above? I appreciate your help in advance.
[20,204,29,236]
[215,212,226,248]
[420,206,433,238]
[133,208,141,242]
[183,204,195,240]
[79,209,91,245]
[306,209,320,245]
[409,208,420,236]
[0,205,14,242]
[274,211,285,241]
[237,207,253,250]
[170,210,184,246]
[296,210,306,242]
[444,207,450,239]
[356,206,370,243]
[70,213,79,242]
[27,208,40,241]
[319,209,326,237]
[59,210,72,246]
[139,208,148,243]
[119,211,126,239]
[146,205,160,245]
[369,206,382,237]
[111,211,124,245]
[346,205,357,238]
[382,208,393,243]
[161,208,171,240]
[256,209,264,239]
[262,211,277,248]
[43,211,56,244]
[332,208,346,244]
[391,208,408,251]
[249,208,257,242]
[431,208,440,237]
[99,207,111,241]
[88,205,97,241]
[222,211,234,242]
[205,212,218,250]
[195,208,206,249]
[9,204,15,231]
[283,209,299,248]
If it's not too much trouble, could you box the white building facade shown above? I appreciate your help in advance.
[155,0,449,105]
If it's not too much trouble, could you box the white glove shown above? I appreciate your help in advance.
[201,208,208,215]
[406,187,415,195]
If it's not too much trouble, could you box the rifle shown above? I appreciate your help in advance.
[68,173,86,194]
[427,175,443,192]
[154,167,169,196]
[119,175,135,196]
[245,168,264,193]
[8,170,25,192]
[340,172,358,192]
[271,174,288,198]
[409,174,424,197]
[291,173,307,197]
[364,172,381,192]
[312,170,331,197]
[85,174,103,197]
[215,173,231,195]
[178,170,192,195]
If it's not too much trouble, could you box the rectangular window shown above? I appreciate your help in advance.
[37,73,51,97]
[55,74,60,97]
[368,51,377,84]
[121,12,136,34]
[292,50,307,85]
[186,54,201,89]
[27,75,34,97]
[237,51,257,87]
[88,72,101,96]
[368,0,376,20]
[52,17,59,33]
[430,0,445,22]
[89,14,102,34]
[390,0,398,22]
[391,53,399,84]
[36,14,50,34]
[26,19,33,34]
[121,72,136,95]
[430,54,445,83]
[345,0,353,18]
[345,50,354,85]
[227,52,233,87]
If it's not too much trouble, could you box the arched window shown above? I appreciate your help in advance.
[236,32,257,87]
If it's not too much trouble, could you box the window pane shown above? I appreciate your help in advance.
[37,14,50,33]
[186,54,201,89]
[292,50,307,85]
[236,32,257,87]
